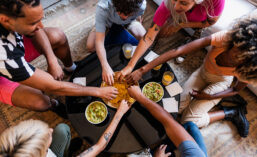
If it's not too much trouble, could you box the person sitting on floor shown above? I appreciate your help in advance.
[86,0,147,85]
[126,12,257,137]
[117,0,225,79]
[0,100,131,157]
[0,0,118,112]
[128,86,206,157]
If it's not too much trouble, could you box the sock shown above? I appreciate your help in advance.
[64,63,77,72]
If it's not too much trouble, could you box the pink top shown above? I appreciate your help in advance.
[153,0,225,27]
[204,31,235,76]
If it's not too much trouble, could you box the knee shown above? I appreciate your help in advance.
[32,96,51,112]
[86,38,95,53]
[54,123,71,139]
[45,28,67,46]
[181,112,210,128]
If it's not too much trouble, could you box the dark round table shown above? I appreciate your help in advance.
[66,45,180,154]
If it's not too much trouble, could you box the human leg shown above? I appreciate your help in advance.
[50,123,71,157]
[181,72,233,127]
[86,27,97,52]
[183,121,207,156]
[179,67,207,114]
[127,20,146,40]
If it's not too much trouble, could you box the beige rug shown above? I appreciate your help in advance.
[0,0,257,156]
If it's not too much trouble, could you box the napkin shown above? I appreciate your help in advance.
[144,50,159,63]
[162,97,178,113]
[73,77,86,86]
[165,82,183,97]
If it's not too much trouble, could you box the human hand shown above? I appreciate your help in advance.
[48,62,64,80]
[117,100,132,115]
[102,64,114,85]
[98,87,118,100]
[159,25,182,38]
[154,145,172,157]
[190,89,213,100]
[128,85,142,100]
[116,66,133,82]
[126,69,143,84]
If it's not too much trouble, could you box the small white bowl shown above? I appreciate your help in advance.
[142,82,164,102]
[85,101,108,125]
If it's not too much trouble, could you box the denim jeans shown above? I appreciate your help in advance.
[183,121,207,157]
[50,123,71,157]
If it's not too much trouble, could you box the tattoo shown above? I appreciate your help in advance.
[143,33,153,42]
[155,27,159,31]
[78,147,93,157]
[104,132,112,142]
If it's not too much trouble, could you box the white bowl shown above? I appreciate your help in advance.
[142,82,164,102]
[85,101,108,125]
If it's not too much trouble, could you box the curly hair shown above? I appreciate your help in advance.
[112,0,143,16]
[0,0,40,18]
[0,119,50,157]
[229,12,257,84]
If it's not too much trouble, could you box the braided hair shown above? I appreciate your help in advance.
[112,0,143,16]
[0,0,40,18]
[229,12,257,84]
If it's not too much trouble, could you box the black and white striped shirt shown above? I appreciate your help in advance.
[0,24,35,82]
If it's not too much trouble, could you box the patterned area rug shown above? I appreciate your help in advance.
[0,0,257,156]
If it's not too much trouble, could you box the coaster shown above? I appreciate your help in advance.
[162,97,178,113]
[73,77,86,86]
[165,82,183,97]
[144,50,159,63]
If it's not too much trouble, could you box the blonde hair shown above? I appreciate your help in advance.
[164,0,215,26]
[0,119,50,157]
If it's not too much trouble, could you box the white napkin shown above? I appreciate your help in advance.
[73,77,86,86]
[162,97,178,113]
[144,50,159,63]
[165,82,183,97]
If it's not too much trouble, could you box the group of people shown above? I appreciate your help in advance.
[0,0,256,156]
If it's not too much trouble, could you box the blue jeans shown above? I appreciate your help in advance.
[183,121,207,157]
[104,24,138,46]
[50,123,71,157]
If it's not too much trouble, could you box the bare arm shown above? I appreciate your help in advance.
[117,24,160,80]
[192,79,247,100]
[20,68,118,99]
[128,86,194,147]
[127,36,212,83]
[181,16,220,29]
[95,32,114,85]
[77,100,131,157]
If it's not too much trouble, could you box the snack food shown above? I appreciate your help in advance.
[101,73,136,108]
[85,101,108,124]
[142,82,164,102]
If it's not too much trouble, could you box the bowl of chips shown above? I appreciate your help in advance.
[101,72,136,108]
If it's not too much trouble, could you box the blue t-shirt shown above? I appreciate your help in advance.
[179,141,206,157]
[95,0,146,32]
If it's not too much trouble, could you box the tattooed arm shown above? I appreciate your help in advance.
[77,100,131,157]
[116,23,160,81]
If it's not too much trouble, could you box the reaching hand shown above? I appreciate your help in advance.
[154,145,172,157]
[116,66,133,82]
[102,65,114,85]
[126,69,143,84]
[99,87,118,100]
[48,63,64,80]
[117,100,132,115]
[127,85,142,100]
[190,89,213,100]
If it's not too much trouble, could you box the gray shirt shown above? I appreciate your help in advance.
[95,0,146,32]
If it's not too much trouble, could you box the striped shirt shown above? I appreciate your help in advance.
[0,24,35,82]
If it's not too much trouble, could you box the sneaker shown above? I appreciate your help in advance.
[51,99,68,119]
[223,105,249,137]
[68,137,83,156]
